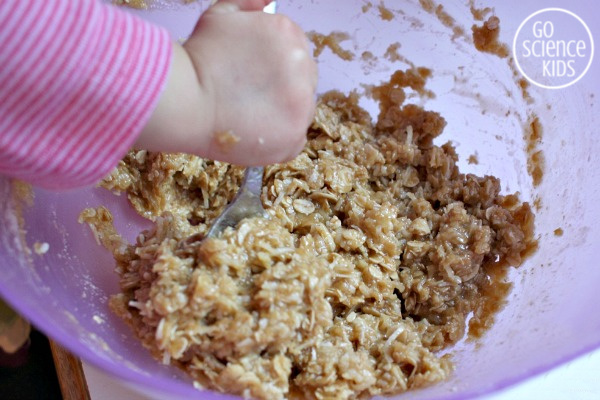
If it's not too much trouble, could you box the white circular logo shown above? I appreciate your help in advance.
[513,8,594,89]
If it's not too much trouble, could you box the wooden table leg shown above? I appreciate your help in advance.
[49,341,91,400]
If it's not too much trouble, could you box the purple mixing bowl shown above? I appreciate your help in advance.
[1,1,599,399]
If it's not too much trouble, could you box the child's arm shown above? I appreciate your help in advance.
[0,0,317,190]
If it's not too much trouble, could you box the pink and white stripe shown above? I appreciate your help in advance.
[0,0,172,190]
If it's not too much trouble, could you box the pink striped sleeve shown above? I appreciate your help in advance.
[0,0,172,190]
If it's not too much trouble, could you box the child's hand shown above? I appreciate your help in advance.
[137,0,318,165]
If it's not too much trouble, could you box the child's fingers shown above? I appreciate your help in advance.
[208,0,271,13]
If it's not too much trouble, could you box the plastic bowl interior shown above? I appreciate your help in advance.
[1,1,599,399]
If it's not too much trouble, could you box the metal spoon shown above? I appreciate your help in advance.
[204,167,268,238]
